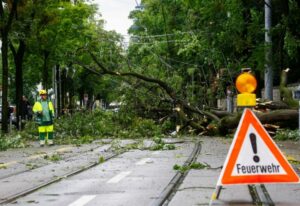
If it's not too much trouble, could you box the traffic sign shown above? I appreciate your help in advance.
[217,109,300,185]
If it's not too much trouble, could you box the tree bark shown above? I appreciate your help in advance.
[219,109,299,134]
[1,33,10,133]
[61,69,67,111]
[257,109,298,126]
[0,1,17,133]
[10,39,26,130]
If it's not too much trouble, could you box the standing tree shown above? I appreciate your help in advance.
[0,0,18,133]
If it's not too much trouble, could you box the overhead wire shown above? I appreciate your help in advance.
[131,30,199,39]
[128,39,190,45]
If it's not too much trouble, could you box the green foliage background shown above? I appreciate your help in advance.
[0,0,300,146]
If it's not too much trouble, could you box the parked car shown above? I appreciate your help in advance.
[0,105,17,125]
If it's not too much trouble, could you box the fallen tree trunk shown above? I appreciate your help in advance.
[256,100,289,110]
[219,109,299,134]
[257,109,298,126]
[211,109,233,118]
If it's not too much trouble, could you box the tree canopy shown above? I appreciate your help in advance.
[0,0,299,134]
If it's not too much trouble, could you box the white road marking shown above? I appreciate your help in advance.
[107,171,132,183]
[152,151,161,155]
[135,158,152,165]
[68,195,96,206]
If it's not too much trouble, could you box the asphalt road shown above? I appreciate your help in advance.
[168,137,300,206]
[3,141,193,206]
[0,137,299,206]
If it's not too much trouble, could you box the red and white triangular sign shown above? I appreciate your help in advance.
[217,109,300,185]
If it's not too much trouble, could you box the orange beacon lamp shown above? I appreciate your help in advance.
[236,72,257,107]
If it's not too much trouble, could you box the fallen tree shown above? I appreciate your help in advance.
[218,109,299,135]
[74,50,299,136]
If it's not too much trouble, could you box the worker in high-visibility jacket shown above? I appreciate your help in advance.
[32,90,55,146]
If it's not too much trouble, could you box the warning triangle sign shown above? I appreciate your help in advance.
[217,109,300,185]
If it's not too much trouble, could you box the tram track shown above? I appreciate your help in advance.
[248,165,300,206]
[0,144,108,181]
[248,184,274,206]
[151,139,277,206]
[0,139,195,206]
[0,138,182,205]
[0,145,124,205]
[247,161,300,205]
[151,141,202,206]
[1,138,296,205]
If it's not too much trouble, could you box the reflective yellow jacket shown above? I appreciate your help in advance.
[33,100,54,125]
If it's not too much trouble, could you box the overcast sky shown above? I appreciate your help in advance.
[93,0,138,37]
[1,1,138,50]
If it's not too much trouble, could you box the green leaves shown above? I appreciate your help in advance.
[284,31,300,59]
[44,154,62,162]
[274,129,299,141]
[51,110,164,145]
[0,134,27,151]
[173,162,209,173]
[150,137,176,151]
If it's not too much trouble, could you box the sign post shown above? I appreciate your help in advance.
[217,109,299,185]
[210,70,300,205]
[210,110,300,205]
[212,70,258,201]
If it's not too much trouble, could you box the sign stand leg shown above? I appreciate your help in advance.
[215,186,222,199]
[209,186,223,205]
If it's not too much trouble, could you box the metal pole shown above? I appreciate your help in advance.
[264,0,273,100]
[59,68,62,115]
[53,66,57,117]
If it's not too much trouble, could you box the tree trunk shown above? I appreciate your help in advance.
[1,33,10,133]
[279,69,298,108]
[61,69,67,111]
[257,109,298,126]
[0,0,17,133]
[10,39,26,130]
[219,109,299,134]
[42,51,50,89]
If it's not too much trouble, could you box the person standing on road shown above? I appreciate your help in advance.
[21,95,31,120]
[32,90,55,146]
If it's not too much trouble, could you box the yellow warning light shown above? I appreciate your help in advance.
[236,72,257,107]
[235,73,257,94]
